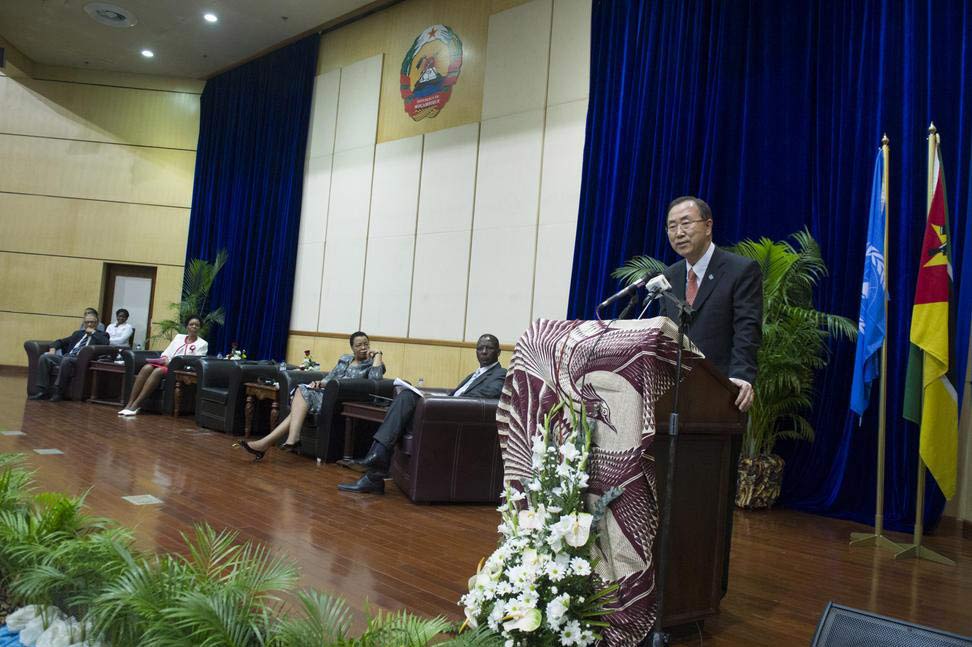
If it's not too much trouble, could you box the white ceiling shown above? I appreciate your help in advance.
[0,0,384,79]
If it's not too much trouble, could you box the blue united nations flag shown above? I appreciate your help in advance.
[849,149,887,417]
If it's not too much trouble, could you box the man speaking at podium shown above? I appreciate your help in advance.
[659,196,762,412]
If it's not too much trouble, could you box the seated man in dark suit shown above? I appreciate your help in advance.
[338,333,506,494]
[30,309,109,402]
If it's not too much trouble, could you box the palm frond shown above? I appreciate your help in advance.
[610,255,667,286]
[267,589,352,645]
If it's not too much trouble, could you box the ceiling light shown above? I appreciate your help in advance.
[203,13,218,23]
[141,49,154,58]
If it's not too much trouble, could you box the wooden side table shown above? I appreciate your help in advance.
[244,381,279,439]
[172,370,198,418]
[340,402,389,462]
[87,360,126,406]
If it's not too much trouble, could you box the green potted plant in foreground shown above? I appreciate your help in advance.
[614,229,856,508]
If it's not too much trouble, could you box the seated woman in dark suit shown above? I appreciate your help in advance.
[118,315,208,416]
[238,331,385,461]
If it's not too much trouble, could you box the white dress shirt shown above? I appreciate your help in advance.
[106,322,134,346]
[686,241,716,288]
[452,362,498,397]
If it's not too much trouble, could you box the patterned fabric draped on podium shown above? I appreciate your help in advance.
[496,318,702,646]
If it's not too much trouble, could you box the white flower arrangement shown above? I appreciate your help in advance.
[461,402,620,646]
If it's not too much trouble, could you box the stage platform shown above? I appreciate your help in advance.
[0,371,969,645]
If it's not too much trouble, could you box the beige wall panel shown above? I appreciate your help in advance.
[300,155,333,246]
[286,334,317,365]
[416,122,479,235]
[149,265,186,349]
[481,0,552,120]
[361,235,415,337]
[334,55,383,154]
[370,135,423,238]
[401,342,462,387]
[473,110,545,230]
[458,346,488,378]
[29,64,204,94]
[307,69,342,159]
[465,224,537,343]
[0,134,195,208]
[0,194,188,266]
[0,313,81,366]
[0,35,34,78]
[291,242,326,332]
[0,77,200,150]
[408,230,471,341]
[547,0,591,106]
[319,0,510,144]
[538,99,587,226]
[531,222,575,321]
[0,253,103,316]
[326,146,375,241]
[318,240,367,334]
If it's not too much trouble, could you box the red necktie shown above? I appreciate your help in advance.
[686,269,699,306]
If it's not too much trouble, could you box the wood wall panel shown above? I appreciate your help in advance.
[0,76,200,150]
[284,333,504,389]
[29,64,205,94]
[150,265,186,349]
[0,134,195,208]
[0,193,188,266]
[0,253,104,317]
[0,313,80,366]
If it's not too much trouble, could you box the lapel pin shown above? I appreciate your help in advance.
[708,274,714,280]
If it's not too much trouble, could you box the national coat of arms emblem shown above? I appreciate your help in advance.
[400,24,463,121]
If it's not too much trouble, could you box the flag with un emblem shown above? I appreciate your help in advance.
[850,149,887,416]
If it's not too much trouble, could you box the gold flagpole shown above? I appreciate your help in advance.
[894,123,954,566]
[851,134,901,552]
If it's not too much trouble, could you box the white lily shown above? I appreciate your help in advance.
[503,607,542,633]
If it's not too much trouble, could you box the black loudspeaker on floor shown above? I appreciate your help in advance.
[812,602,972,647]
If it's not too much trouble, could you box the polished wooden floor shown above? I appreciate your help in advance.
[1,371,970,645]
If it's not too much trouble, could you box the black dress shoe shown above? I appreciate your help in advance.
[278,441,301,453]
[49,390,63,402]
[28,391,49,401]
[337,472,385,494]
[239,440,266,462]
[348,441,390,473]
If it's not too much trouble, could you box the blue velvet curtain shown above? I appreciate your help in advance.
[569,0,972,530]
[185,34,320,360]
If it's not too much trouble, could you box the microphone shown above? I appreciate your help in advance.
[644,274,672,299]
[598,274,656,311]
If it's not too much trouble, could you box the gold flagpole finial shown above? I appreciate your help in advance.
[928,122,937,135]
[881,133,889,146]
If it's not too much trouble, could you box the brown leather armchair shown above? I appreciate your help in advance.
[389,394,503,504]
[24,340,115,401]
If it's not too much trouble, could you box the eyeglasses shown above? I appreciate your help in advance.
[665,218,707,233]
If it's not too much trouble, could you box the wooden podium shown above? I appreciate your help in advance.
[652,357,745,629]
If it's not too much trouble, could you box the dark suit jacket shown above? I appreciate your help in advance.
[450,363,507,399]
[660,246,762,383]
[53,329,110,354]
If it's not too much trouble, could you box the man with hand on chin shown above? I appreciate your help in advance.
[30,309,110,402]
[659,196,762,412]
[338,334,506,494]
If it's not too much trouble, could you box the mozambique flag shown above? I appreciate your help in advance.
[902,136,958,500]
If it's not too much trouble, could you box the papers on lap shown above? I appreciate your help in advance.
[393,377,429,398]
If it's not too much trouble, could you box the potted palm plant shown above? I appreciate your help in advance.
[613,230,856,508]
[153,249,228,343]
